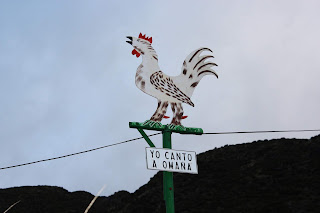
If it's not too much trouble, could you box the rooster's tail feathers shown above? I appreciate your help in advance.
[176,47,218,97]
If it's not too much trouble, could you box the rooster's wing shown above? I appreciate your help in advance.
[150,71,194,107]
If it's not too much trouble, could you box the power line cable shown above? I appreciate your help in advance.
[1,129,319,171]
[203,129,320,135]
[0,133,161,170]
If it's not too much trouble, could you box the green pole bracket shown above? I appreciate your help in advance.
[137,128,155,148]
[129,121,203,213]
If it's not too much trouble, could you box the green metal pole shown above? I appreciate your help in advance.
[163,129,175,213]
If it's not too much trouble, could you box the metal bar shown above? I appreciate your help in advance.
[137,128,156,148]
[129,122,203,135]
[129,122,165,131]
[163,129,175,213]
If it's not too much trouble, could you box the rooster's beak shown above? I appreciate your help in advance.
[126,36,132,45]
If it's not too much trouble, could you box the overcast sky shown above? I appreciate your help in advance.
[1,0,320,196]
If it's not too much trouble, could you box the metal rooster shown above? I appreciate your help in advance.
[126,33,218,128]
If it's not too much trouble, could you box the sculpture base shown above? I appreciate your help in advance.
[129,121,203,135]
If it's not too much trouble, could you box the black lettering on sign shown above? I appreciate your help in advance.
[165,152,169,159]
[188,154,192,161]
[175,162,179,170]
[176,153,181,160]
[181,162,186,170]
[163,161,167,169]
[152,160,157,168]
[169,161,174,169]
[188,163,192,170]
[156,151,160,158]
[182,153,186,160]
[150,150,154,158]
[171,153,175,160]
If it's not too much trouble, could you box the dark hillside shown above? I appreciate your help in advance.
[1,134,320,213]
[118,134,320,213]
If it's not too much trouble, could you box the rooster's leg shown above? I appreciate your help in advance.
[170,102,184,126]
[150,100,168,123]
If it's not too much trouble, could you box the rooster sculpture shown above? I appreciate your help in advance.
[126,33,218,128]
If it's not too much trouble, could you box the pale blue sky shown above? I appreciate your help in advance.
[1,0,320,196]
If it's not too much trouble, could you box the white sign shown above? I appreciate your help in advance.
[146,147,198,174]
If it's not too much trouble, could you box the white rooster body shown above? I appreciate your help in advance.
[127,34,218,126]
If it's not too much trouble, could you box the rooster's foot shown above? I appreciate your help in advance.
[167,124,176,130]
[167,124,186,131]
[143,120,163,128]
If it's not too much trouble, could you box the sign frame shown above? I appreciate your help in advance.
[145,147,198,174]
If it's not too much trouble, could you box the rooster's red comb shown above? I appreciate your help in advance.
[139,32,152,43]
